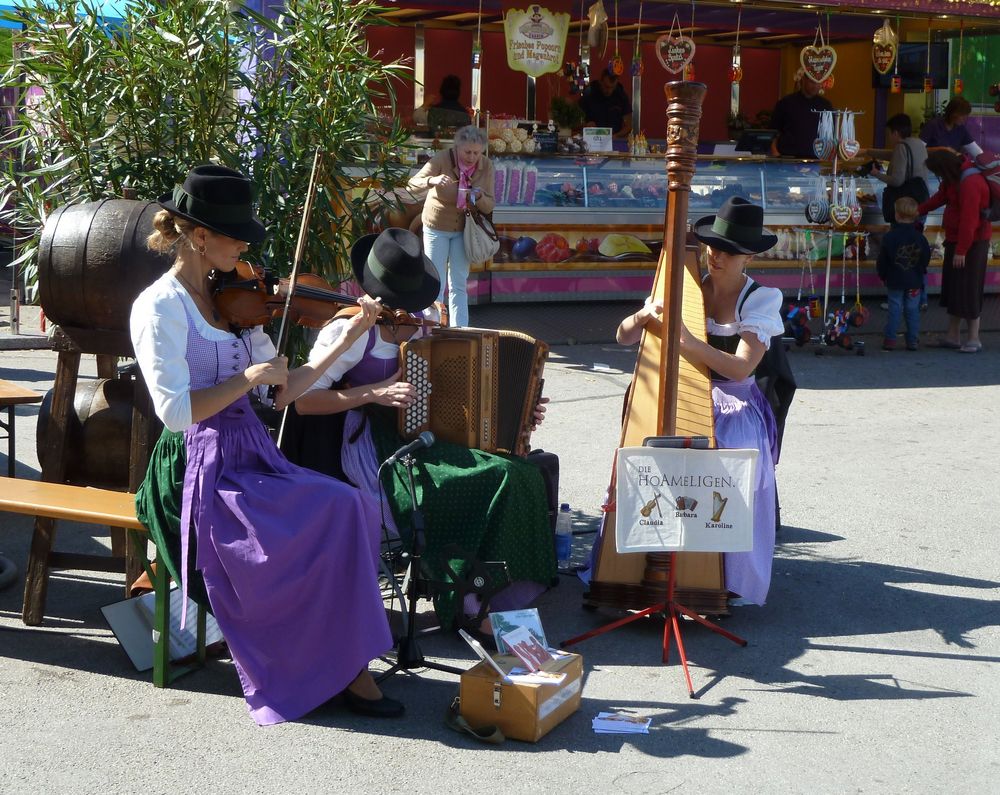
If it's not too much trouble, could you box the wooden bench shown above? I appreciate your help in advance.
[0,476,206,687]
[0,379,44,478]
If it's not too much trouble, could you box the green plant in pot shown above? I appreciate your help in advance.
[550,95,585,137]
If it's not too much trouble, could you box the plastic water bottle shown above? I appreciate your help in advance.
[555,503,573,571]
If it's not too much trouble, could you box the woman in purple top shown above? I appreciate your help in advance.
[130,166,403,725]
[920,96,982,156]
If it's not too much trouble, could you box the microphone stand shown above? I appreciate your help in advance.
[377,452,463,682]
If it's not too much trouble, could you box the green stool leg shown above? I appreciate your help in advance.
[152,554,170,688]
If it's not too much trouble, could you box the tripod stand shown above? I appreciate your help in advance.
[563,551,746,698]
[377,452,463,682]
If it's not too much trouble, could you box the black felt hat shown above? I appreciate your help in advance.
[158,165,267,245]
[692,196,777,255]
[350,228,440,313]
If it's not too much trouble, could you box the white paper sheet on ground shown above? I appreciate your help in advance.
[615,446,757,553]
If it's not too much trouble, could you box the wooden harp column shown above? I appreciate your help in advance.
[586,81,728,616]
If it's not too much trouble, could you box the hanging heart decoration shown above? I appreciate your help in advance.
[806,199,828,224]
[830,205,853,228]
[656,34,696,75]
[840,139,860,160]
[813,138,834,161]
[800,45,837,84]
[872,19,897,76]
[813,111,836,162]
[848,177,863,226]
[839,111,860,160]
[872,43,896,75]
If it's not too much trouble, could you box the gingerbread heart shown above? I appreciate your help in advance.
[830,205,852,228]
[813,138,835,161]
[806,200,829,225]
[850,205,863,226]
[800,45,837,84]
[839,139,861,160]
[656,34,696,75]
[872,42,896,75]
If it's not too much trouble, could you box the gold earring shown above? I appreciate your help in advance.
[198,245,206,256]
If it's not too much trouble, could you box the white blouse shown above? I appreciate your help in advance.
[705,278,785,347]
[304,307,440,393]
[130,272,274,432]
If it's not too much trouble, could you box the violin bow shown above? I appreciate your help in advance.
[275,146,324,360]
[273,146,323,447]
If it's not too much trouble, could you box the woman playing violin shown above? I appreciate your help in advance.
[130,165,403,725]
[292,228,555,638]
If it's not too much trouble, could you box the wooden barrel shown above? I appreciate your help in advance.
[37,199,172,332]
[36,377,137,488]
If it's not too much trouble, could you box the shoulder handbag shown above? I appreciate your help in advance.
[881,142,930,224]
[464,204,500,264]
[450,149,500,264]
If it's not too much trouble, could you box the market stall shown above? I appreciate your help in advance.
[362,0,1000,306]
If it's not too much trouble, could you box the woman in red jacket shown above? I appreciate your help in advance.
[919,149,992,352]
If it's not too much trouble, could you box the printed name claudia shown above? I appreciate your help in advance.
[636,473,736,488]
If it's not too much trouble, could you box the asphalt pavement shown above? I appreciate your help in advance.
[1,281,998,793]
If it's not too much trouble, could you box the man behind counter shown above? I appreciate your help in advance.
[580,65,633,139]
[770,71,834,159]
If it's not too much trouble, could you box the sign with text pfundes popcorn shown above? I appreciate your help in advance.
[616,447,757,553]
[504,5,570,78]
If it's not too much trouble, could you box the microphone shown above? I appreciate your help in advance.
[384,431,435,465]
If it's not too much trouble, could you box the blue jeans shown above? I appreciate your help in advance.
[885,288,920,345]
[423,226,470,327]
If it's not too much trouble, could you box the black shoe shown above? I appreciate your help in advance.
[342,688,405,718]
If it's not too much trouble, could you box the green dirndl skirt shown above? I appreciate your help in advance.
[368,413,556,628]
[134,428,210,607]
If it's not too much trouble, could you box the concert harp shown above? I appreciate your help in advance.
[586,81,728,615]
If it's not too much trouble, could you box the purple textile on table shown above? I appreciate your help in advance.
[712,376,777,606]
[178,310,391,726]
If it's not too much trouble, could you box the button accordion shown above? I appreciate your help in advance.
[398,327,548,457]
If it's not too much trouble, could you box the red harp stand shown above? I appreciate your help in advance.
[563,551,746,698]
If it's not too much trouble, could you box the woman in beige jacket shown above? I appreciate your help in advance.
[407,125,495,326]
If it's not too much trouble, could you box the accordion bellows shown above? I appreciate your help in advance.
[399,327,548,457]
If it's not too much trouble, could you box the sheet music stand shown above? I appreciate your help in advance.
[563,437,747,698]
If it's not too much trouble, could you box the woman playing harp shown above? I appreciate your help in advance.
[617,197,784,606]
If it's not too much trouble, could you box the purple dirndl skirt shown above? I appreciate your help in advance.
[712,377,778,606]
[180,397,391,725]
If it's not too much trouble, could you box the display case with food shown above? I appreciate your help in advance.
[368,150,997,304]
[483,153,923,303]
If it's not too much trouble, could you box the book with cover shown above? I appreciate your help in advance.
[458,628,511,682]
[101,586,223,672]
[489,608,548,655]
[508,668,567,685]
[501,625,555,672]
[592,711,651,734]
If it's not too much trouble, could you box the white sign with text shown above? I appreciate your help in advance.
[616,446,757,553]
[582,126,613,153]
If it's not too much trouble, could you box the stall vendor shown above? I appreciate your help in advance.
[769,71,833,159]
[580,65,633,139]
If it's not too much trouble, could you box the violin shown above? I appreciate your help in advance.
[211,260,426,330]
